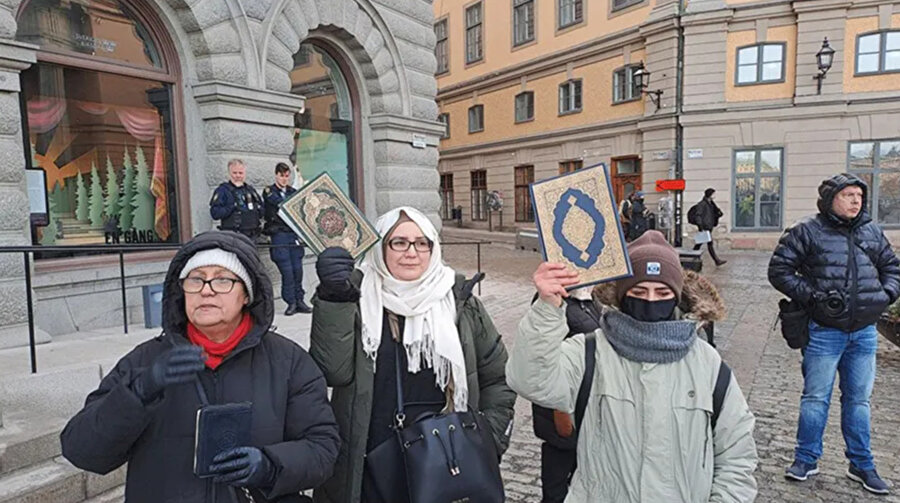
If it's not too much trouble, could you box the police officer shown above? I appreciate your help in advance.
[209,159,263,240]
[264,163,311,315]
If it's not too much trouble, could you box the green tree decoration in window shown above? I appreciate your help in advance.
[131,145,155,234]
[119,147,136,231]
[75,170,88,222]
[104,155,120,224]
[89,161,104,228]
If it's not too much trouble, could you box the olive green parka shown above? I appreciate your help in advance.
[310,271,516,503]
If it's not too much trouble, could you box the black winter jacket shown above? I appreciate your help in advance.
[689,198,723,231]
[531,296,602,449]
[60,231,340,503]
[768,174,900,332]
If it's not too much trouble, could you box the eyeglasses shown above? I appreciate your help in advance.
[387,238,433,253]
[182,277,242,294]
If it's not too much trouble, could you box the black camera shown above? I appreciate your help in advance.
[821,290,848,318]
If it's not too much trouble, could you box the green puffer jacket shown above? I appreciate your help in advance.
[310,271,517,503]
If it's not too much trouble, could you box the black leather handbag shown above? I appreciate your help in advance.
[367,343,504,503]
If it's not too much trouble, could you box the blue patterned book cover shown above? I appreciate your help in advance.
[529,163,633,288]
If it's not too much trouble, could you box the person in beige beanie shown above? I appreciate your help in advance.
[508,230,758,502]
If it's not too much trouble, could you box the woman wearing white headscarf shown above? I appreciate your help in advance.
[310,207,516,503]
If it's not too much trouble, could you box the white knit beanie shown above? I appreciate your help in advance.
[178,248,254,302]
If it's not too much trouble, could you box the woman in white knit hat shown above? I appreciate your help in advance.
[61,230,340,503]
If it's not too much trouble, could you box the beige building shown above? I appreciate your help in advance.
[433,0,900,249]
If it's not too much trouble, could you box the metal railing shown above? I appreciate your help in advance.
[0,240,489,374]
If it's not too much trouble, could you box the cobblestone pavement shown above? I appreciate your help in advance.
[442,242,900,503]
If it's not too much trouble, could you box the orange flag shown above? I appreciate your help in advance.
[150,135,170,240]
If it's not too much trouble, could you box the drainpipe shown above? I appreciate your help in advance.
[674,0,686,247]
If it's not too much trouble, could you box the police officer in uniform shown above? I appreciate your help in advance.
[209,159,263,240]
[263,163,311,315]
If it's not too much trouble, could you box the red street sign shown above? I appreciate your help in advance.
[656,179,685,192]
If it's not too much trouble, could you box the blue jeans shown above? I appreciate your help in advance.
[270,232,305,305]
[795,321,878,470]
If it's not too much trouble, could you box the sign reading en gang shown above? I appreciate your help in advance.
[105,230,157,244]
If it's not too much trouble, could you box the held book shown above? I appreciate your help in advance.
[529,163,633,289]
[193,402,252,478]
[277,172,380,259]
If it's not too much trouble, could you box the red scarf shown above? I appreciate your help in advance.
[187,313,252,370]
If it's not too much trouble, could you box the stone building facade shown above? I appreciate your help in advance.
[434,0,900,251]
[0,0,442,347]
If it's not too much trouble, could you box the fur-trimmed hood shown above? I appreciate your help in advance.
[591,269,726,322]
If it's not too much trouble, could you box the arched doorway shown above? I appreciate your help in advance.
[289,40,363,205]
[16,0,185,249]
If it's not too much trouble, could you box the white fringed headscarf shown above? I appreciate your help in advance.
[359,207,468,412]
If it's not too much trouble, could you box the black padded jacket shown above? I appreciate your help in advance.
[768,174,900,332]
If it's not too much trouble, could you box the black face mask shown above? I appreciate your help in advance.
[620,296,678,323]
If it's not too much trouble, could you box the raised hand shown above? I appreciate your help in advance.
[316,247,358,302]
[132,345,205,403]
[533,262,579,308]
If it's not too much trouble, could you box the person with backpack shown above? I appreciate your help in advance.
[627,192,650,241]
[768,174,900,494]
[531,287,601,503]
[310,206,516,503]
[508,230,758,502]
[688,188,727,266]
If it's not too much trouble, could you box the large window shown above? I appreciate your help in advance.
[856,31,900,75]
[468,105,484,133]
[849,139,900,224]
[513,0,535,47]
[559,79,582,115]
[465,3,483,64]
[290,42,358,202]
[17,0,181,249]
[515,91,534,123]
[515,165,535,222]
[613,65,641,103]
[435,19,449,75]
[736,43,785,85]
[471,170,487,221]
[559,160,583,174]
[612,0,643,11]
[733,148,783,229]
[440,173,454,220]
[558,0,583,29]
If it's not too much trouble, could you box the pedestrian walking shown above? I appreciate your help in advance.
[310,206,516,503]
[688,188,727,266]
[627,191,650,241]
[508,230,758,502]
[60,231,340,502]
[768,173,900,495]
[531,286,600,503]
[264,162,311,316]
[210,159,264,240]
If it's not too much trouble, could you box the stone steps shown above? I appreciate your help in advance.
[0,456,124,503]
[83,486,124,503]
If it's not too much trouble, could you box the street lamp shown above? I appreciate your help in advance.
[813,37,836,95]
[633,62,664,111]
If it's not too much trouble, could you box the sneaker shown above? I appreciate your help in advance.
[785,460,819,481]
[847,465,890,495]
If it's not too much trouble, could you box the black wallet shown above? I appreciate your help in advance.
[193,402,252,478]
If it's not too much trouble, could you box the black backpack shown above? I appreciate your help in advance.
[574,334,732,434]
[687,203,701,226]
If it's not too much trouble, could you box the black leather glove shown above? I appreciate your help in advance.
[209,446,276,489]
[316,247,359,302]
[132,345,205,404]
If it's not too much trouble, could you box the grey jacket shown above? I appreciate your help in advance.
[507,272,758,502]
